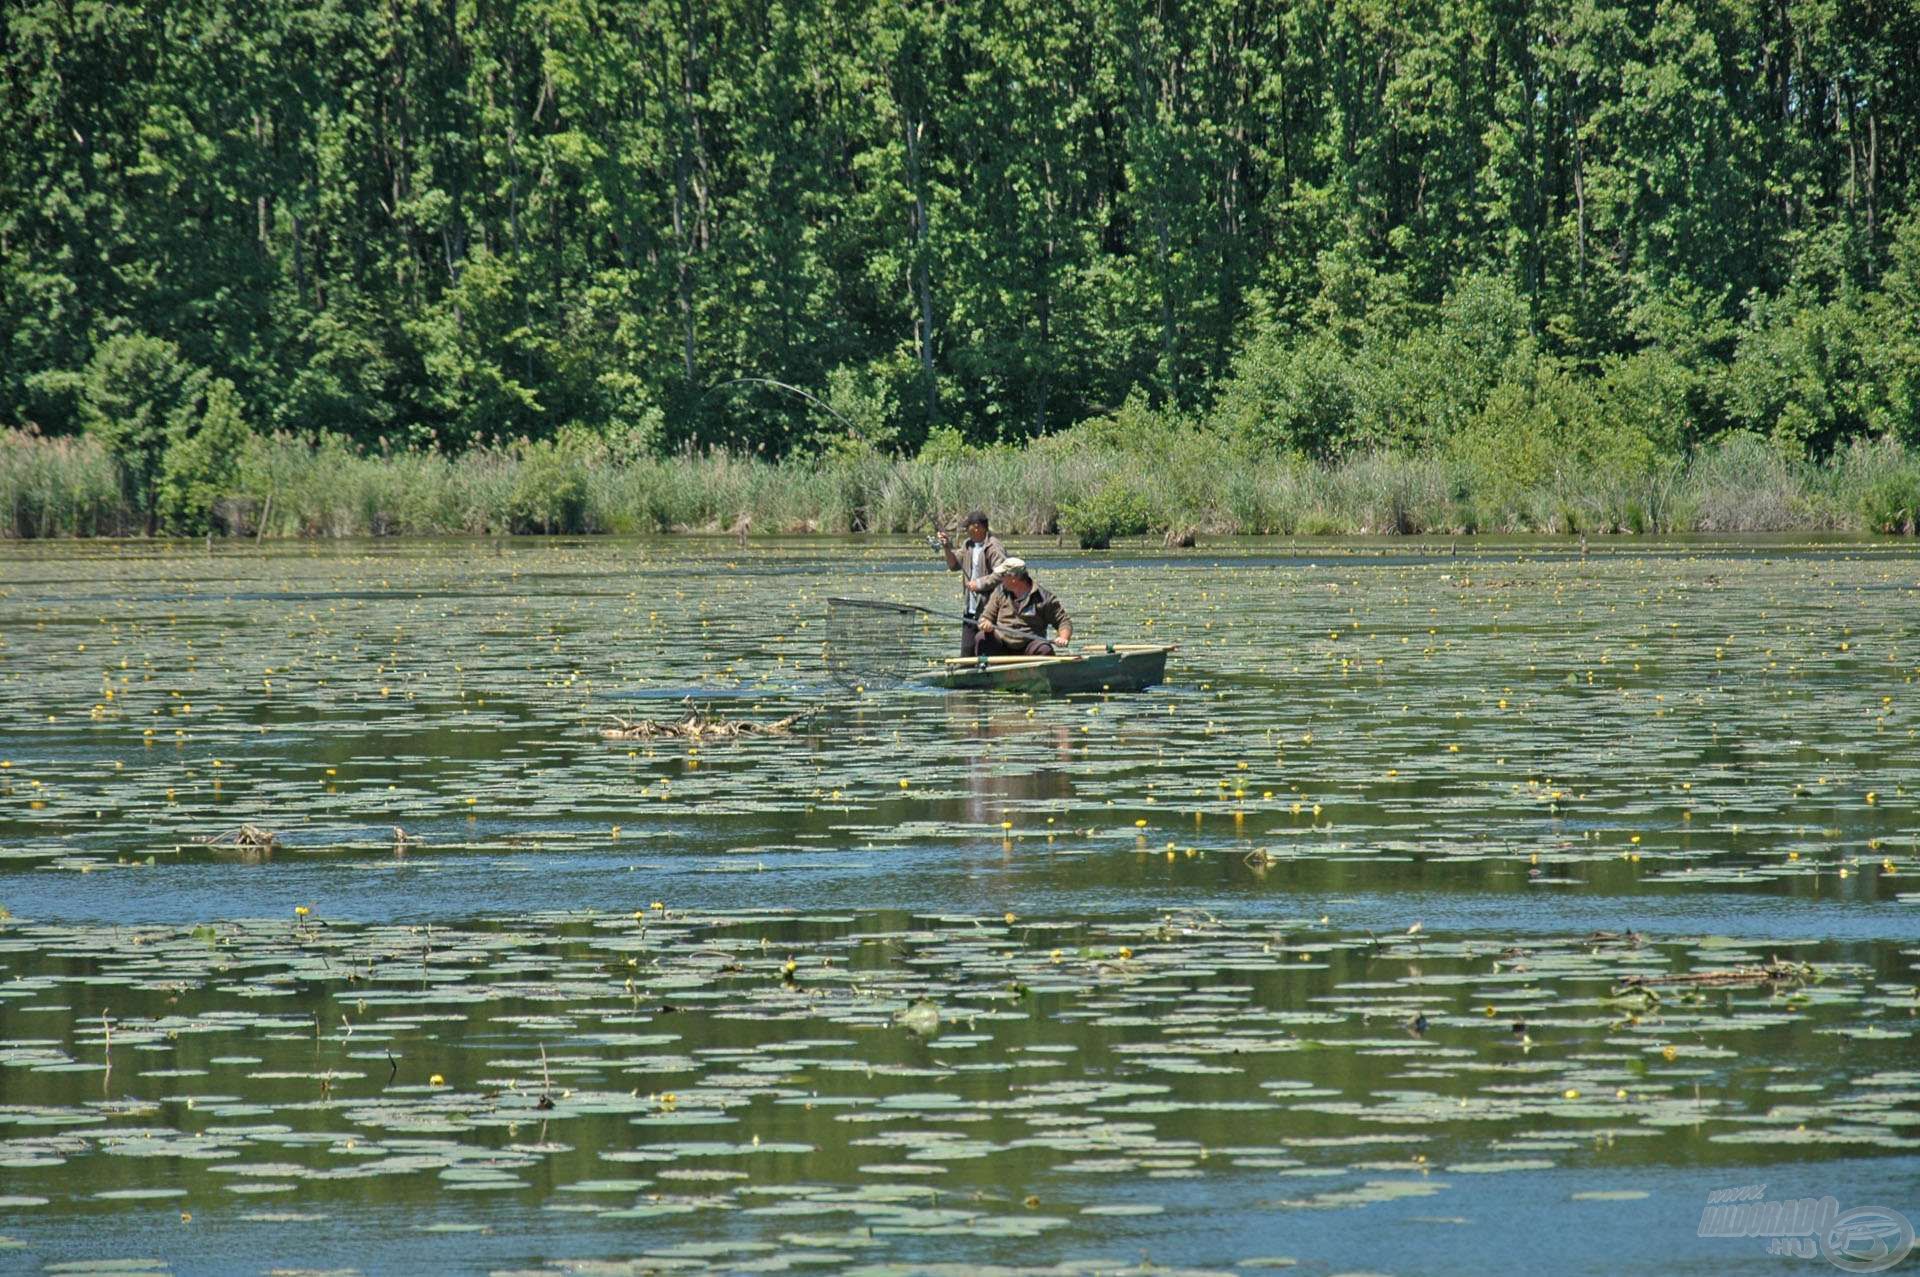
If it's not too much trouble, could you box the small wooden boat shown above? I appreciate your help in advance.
[915,644,1174,694]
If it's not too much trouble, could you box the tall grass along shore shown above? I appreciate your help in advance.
[6,423,1919,544]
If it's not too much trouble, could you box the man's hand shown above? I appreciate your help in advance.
[977,619,994,635]
[965,578,985,592]
[936,531,952,549]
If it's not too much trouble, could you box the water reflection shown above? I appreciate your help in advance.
[943,697,1078,825]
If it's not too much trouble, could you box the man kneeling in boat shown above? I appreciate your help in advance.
[975,559,1073,656]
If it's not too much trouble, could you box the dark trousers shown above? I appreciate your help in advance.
[961,619,981,657]
[981,635,1055,657]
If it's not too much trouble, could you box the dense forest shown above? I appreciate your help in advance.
[5,0,1920,535]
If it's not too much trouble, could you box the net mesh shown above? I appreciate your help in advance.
[822,597,954,691]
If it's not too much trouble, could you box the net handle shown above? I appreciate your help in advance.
[825,596,954,620]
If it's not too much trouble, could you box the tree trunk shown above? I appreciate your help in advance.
[672,164,696,383]
[292,212,306,297]
[1158,207,1175,397]
[1867,109,1878,247]
[903,115,937,423]
[253,113,270,254]
[1573,125,1586,283]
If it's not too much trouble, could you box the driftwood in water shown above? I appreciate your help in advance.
[202,825,279,851]
[1614,961,1810,993]
[601,704,806,741]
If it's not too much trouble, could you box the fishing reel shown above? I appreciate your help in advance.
[924,533,945,549]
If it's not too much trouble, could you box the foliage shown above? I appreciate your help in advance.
[1210,273,1530,456]
[4,0,1920,465]
[917,426,976,466]
[1866,214,1920,447]
[507,435,591,535]
[814,362,902,462]
[1860,468,1920,535]
[1039,393,1192,457]
[1725,293,1880,459]
[1452,359,1656,508]
[77,334,206,532]
[159,378,252,534]
[1059,481,1152,549]
[1595,350,1701,457]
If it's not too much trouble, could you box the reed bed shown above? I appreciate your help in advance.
[3,426,1915,539]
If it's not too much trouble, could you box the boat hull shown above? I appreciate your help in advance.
[917,646,1171,694]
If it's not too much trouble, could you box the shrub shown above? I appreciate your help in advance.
[1860,468,1920,535]
[507,436,590,534]
[79,334,207,532]
[1210,330,1358,454]
[1059,482,1151,549]
[1451,357,1655,528]
[1211,272,1527,457]
[160,378,253,534]
[1598,350,1701,455]
[916,425,973,465]
[1725,293,1877,458]
[819,362,900,458]
[1870,213,1920,446]
[1040,391,1189,456]
[583,376,665,463]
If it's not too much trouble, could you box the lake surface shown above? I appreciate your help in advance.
[1,536,1917,1276]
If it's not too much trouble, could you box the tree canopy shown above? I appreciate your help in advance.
[5,0,1919,458]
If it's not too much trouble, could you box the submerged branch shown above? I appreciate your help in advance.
[1612,961,1812,994]
[600,703,807,741]
[201,825,280,851]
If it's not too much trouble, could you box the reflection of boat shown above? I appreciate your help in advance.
[916,644,1173,694]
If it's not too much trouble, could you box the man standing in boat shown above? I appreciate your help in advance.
[975,560,1073,656]
[936,509,1009,657]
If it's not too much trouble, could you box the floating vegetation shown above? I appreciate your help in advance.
[0,904,1913,1271]
[2,539,1919,1272]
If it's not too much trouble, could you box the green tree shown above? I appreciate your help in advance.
[79,333,206,532]
[1868,214,1920,445]
[7,0,1920,483]
[160,376,252,533]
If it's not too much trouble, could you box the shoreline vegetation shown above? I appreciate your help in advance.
[6,421,1919,543]
[7,2,1920,543]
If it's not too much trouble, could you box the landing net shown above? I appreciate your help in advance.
[822,597,953,691]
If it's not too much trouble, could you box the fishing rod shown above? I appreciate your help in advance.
[699,376,863,437]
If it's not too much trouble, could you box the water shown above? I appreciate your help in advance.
[1,536,1916,1275]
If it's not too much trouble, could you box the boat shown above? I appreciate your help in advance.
[914,644,1174,694]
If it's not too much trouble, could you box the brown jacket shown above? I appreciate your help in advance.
[950,533,1009,618]
[978,582,1070,643]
